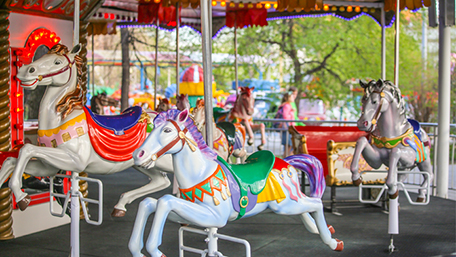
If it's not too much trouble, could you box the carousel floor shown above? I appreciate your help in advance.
[1,167,455,257]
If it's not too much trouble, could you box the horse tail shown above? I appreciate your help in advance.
[284,154,326,198]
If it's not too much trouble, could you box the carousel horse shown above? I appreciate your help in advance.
[193,99,247,162]
[214,87,266,150]
[129,109,343,257]
[90,92,119,115]
[156,98,171,113]
[350,79,433,201]
[175,93,190,111]
[91,93,119,114]
[0,44,174,217]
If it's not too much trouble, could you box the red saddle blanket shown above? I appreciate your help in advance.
[84,108,148,162]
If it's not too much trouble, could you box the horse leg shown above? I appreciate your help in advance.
[251,123,266,150]
[416,159,433,202]
[0,157,17,188]
[9,144,83,210]
[386,148,401,198]
[129,197,157,257]
[350,137,382,185]
[310,208,344,251]
[112,167,171,217]
[145,195,229,257]
[242,120,255,145]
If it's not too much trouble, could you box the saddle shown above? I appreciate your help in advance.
[83,106,149,162]
[85,106,143,136]
[408,119,423,143]
[213,107,230,123]
[217,150,276,219]
[216,122,236,151]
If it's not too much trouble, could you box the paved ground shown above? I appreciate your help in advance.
[0,168,455,257]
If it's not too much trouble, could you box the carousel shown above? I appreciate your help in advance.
[0,0,454,256]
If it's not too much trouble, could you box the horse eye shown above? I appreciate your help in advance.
[55,60,62,65]
[163,127,172,133]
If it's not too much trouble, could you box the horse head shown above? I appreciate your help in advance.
[192,99,205,132]
[17,44,81,90]
[236,87,255,116]
[176,94,190,111]
[357,79,404,132]
[133,109,216,169]
[156,98,171,113]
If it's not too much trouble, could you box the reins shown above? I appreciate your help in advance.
[368,90,386,132]
[21,54,75,87]
[149,119,198,162]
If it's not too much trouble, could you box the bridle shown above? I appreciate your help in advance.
[365,89,386,133]
[149,120,198,162]
[21,54,75,87]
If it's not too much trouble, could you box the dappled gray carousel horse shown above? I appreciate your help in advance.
[350,79,433,201]
[0,44,174,217]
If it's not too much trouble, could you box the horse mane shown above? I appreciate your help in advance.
[52,44,86,120]
[154,109,218,160]
[363,79,406,116]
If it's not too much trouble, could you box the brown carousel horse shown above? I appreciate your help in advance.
[156,98,171,113]
[214,87,266,150]
[90,92,119,115]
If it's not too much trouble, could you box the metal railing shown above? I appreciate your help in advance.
[249,118,456,199]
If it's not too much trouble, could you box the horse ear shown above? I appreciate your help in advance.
[178,109,189,124]
[250,87,255,91]
[70,44,81,55]
[360,80,367,88]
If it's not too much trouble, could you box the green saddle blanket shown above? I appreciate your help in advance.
[217,150,276,218]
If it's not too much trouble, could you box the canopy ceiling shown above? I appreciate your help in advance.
[93,0,427,37]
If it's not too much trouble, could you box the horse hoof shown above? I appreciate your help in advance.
[352,177,362,186]
[257,144,264,151]
[389,190,399,199]
[416,197,425,202]
[111,208,126,218]
[334,239,344,251]
[247,139,254,146]
[327,225,335,234]
[17,195,31,211]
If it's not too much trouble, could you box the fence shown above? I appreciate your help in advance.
[249,119,456,199]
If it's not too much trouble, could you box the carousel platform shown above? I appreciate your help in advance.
[1,167,455,257]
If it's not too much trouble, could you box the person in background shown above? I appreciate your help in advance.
[275,91,296,156]
[289,86,305,126]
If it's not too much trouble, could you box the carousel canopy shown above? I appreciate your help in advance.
[91,0,430,37]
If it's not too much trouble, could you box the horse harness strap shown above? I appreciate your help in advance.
[371,90,385,129]
[150,120,197,161]
[26,54,75,87]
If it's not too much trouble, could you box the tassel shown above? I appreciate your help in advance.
[213,196,220,206]
[226,186,232,197]
[221,192,227,200]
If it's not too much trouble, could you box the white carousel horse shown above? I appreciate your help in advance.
[0,44,173,217]
[129,109,343,257]
[193,98,247,163]
[214,87,266,150]
[350,79,433,201]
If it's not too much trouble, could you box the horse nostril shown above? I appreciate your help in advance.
[29,67,35,73]
[138,150,145,158]
[363,121,369,127]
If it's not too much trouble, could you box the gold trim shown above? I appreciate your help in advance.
[289,126,309,154]
[326,140,386,187]
[38,112,86,137]
[138,111,151,124]
[239,196,249,208]
[62,132,71,142]
[371,127,414,149]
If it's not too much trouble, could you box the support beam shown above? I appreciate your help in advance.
[201,0,213,146]
[381,6,386,80]
[120,28,130,112]
[154,20,159,111]
[393,0,399,86]
[176,3,180,96]
[436,0,452,198]
[234,24,239,96]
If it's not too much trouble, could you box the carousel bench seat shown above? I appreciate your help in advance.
[289,125,388,213]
